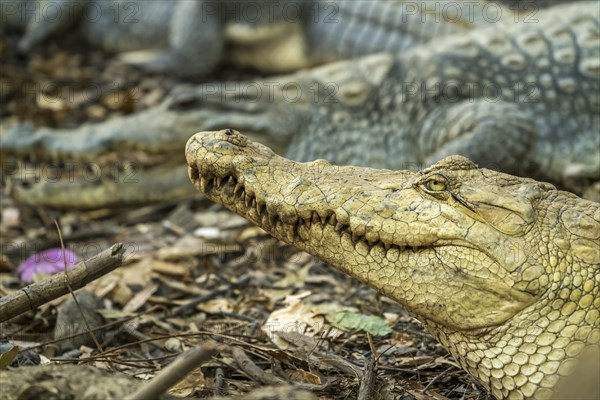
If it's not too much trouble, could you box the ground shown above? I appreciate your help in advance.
[0,31,493,399]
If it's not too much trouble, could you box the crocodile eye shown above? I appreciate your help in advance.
[424,178,446,192]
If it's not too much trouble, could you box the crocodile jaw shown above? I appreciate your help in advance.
[186,130,599,400]
[186,129,539,332]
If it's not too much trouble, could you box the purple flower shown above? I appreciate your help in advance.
[17,249,78,283]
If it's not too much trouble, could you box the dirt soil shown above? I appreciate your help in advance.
[0,32,494,399]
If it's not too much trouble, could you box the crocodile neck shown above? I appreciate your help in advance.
[186,130,600,400]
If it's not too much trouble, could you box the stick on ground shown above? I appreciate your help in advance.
[357,355,376,400]
[0,243,125,323]
[125,341,222,400]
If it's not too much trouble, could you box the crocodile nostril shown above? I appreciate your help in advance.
[220,129,247,147]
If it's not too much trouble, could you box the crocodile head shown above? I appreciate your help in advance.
[186,130,599,400]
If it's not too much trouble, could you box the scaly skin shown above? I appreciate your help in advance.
[12,163,197,209]
[3,0,224,76]
[3,0,347,75]
[0,85,291,208]
[2,0,489,158]
[4,2,598,207]
[1,0,485,208]
[186,130,600,400]
[4,0,505,75]
[254,2,600,190]
[202,0,599,198]
[180,2,599,197]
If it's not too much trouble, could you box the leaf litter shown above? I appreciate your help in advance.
[0,29,493,400]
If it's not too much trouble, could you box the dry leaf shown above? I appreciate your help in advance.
[1,208,20,228]
[123,283,158,313]
[97,309,135,319]
[168,368,210,396]
[259,288,294,307]
[237,226,269,241]
[164,338,182,352]
[0,254,13,272]
[192,227,220,239]
[151,259,189,277]
[115,258,153,286]
[157,235,240,259]
[263,292,343,349]
[273,263,313,288]
[395,356,435,367]
[196,298,234,314]
[284,369,322,385]
[107,278,134,306]
[37,93,66,110]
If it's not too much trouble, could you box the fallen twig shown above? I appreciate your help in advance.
[0,243,125,323]
[274,331,362,377]
[213,367,225,396]
[169,274,251,317]
[357,355,376,400]
[54,220,104,356]
[231,346,285,385]
[125,341,223,400]
[231,346,329,392]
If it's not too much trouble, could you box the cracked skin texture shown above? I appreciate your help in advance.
[186,130,600,400]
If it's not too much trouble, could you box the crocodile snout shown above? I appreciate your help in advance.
[186,129,248,157]
[219,128,248,147]
[185,129,275,195]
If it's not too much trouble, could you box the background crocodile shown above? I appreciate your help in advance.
[186,129,600,400]
[208,1,600,192]
[0,0,514,208]
[2,0,504,76]
[2,2,600,207]
[1,0,311,76]
[3,1,598,208]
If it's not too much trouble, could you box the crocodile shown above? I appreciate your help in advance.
[1,0,313,76]
[3,1,598,208]
[185,129,600,400]
[0,0,503,208]
[1,0,503,76]
[206,0,600,192]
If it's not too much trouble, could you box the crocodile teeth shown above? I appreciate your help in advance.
[200,176,209,192]
[329,214,337,225]
[351,232,361,244]
[268,213,278,225]
[260,212,269,225]
[383,243,392,251]
[320,214,326,225]
[228,176,235,185]
[311,212,319,224]
[245,195,252,208]
[234,183,243,195]
[334,222,344,232]
[284,224,295,241]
